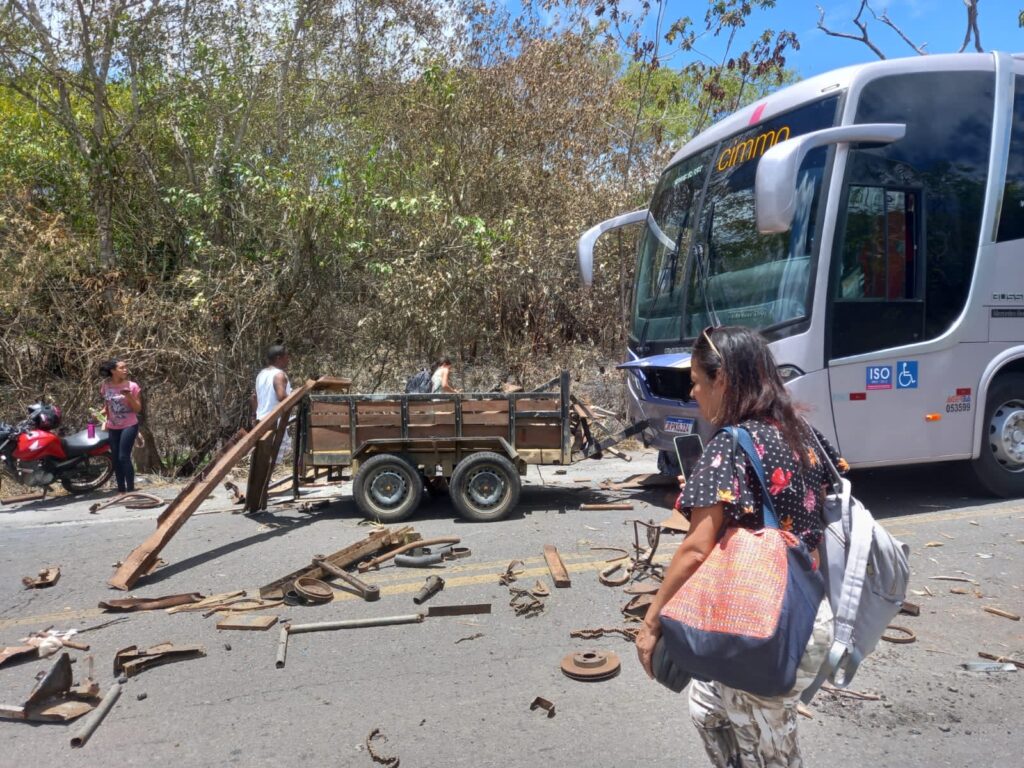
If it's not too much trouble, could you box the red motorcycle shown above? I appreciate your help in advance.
[0,403,114,494]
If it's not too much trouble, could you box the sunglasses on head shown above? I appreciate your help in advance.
[702,325,722,359]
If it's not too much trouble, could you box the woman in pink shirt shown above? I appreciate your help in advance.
[99,358,142,492]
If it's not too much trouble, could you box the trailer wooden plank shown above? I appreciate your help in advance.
[109,384,310,591]
[461,400,510,413]
[515,398,560,411]
[543,545,571,587]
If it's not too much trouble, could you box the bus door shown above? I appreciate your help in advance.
[827,185,938,463]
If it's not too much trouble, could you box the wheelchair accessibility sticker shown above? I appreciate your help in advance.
[895,361,918,390]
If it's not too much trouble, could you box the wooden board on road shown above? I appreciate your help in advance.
[543,545,571,588]
[108,384,311,591]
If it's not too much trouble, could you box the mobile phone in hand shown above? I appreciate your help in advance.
[673,434,704,482]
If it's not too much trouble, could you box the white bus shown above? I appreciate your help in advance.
[578,51,1024,497]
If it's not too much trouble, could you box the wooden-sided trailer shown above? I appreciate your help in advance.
[297,371,644,522]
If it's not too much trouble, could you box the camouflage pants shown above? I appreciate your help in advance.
[688,599,834,768]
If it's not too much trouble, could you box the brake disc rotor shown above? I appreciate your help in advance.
[560,650,621,682]
[293,576,333,604]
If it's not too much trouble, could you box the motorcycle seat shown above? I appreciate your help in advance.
[62,430,108,457]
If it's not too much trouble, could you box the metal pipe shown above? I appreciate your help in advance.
[287,614,424,634]
[358,537,460,571]
[70,682,121,748]
[413,576,445,605]
[275,626,289,669]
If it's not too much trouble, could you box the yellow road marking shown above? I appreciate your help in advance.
[3,502,1014,630]
[0,550,676,630]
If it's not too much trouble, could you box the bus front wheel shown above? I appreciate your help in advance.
[972,374,1024,498]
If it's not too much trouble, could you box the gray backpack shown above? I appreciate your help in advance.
[801,433,911,703]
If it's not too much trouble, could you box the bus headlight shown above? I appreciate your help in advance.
[777,365,805,383]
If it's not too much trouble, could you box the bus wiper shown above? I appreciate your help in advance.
[637,212,683,354]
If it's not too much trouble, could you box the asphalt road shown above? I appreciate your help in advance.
[0,452,1021,767]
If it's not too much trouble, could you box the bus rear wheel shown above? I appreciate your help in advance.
[972,374,1024,498]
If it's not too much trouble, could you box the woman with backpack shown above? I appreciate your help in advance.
[430,355,458,393]
[635,326,846,767]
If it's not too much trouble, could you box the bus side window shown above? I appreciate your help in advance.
[997,75,1024,243]
[829,70,994,360]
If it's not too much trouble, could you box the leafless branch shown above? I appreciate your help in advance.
[816,1,887,60]
[958,0,982,53]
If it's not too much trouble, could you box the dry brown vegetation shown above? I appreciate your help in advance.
[0,1,800,472]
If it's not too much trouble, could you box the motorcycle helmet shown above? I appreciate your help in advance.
[27,402,62,430]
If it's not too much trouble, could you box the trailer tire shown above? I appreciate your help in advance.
[450,452,520,522]
[352,453,424,523]
[972,373,1024,498]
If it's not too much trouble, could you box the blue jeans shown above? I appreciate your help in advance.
[108,424,138,492]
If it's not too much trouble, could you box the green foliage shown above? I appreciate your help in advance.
[0,0,800,461]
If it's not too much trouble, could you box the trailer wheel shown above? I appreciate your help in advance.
[352,453,423,522]
[972,374,1024,498]
[450,452,520,522]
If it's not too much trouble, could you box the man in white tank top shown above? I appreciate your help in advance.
[253,345,293,460]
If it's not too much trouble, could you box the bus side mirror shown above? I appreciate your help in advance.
[755,123,906,234]
[577,209,648,286]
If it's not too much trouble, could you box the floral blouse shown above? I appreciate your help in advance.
[677,418,847,550]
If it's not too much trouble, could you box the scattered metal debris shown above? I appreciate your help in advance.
[292,576,333,604]
[530,696,556,718]
[929,575,977,584]
[599,561,630,587]
[530,580,550,597]
[821,684,881,701]
[70,682,122,747]
[580,503,634,511]
[89,492,164,514]
[880,625,916,644]
[899,601,921,617]
[0,644,37,668]
[113,643,206,678]
[454,633,484,644]
[961,661,1018,673]
[426,604,490,617]
[224,481,245,505]
[509,587,545,617]
[0,653,99,723]
[983,606,1020,621]
[978,652,1024,669]
[167,590,246,614]
[22,566,60,589]
[314,557,380,601]
[0,491,46,504]
[277,614,426,669]
[358,537,460,573]
[261,527,417,599]
[413,575,445,605]
[366,727,400,767]
[499,560,525,586]
[622,593,654,620]
[570,627,640,642]
[560,650,621,682]
[99,593,204,612]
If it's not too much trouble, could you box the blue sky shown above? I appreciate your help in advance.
[759,1,1023,76]
[508,1,1023,77]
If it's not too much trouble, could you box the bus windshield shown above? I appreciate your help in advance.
[631,95,840,348]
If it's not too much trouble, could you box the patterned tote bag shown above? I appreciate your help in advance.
[658,427,825,697]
